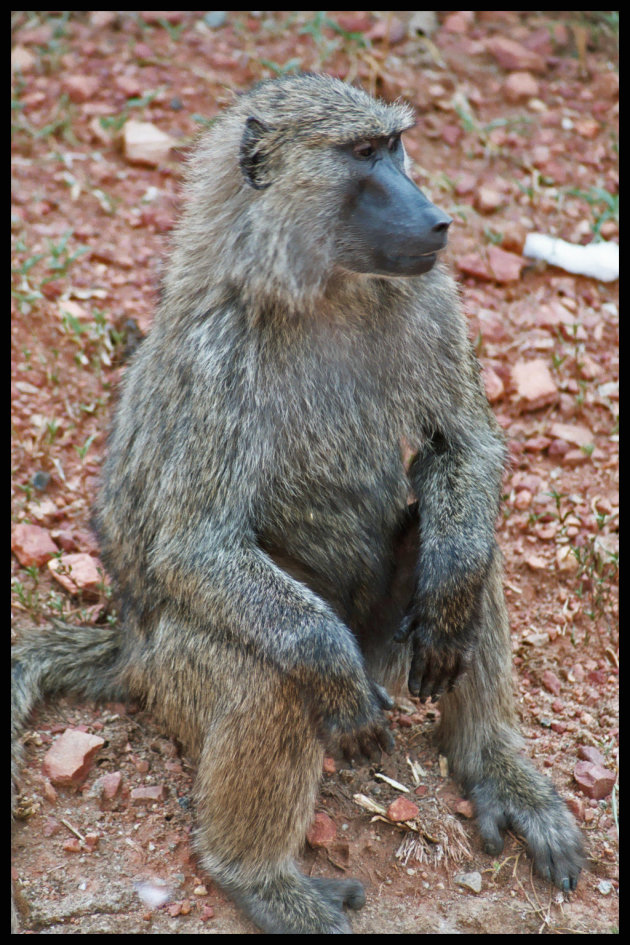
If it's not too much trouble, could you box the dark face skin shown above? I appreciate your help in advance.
[336,134,452,277]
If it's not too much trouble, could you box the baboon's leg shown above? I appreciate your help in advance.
[357,509,582,888]
[192,665,364,933]
[436,552,583,889]
[139,627,365,934]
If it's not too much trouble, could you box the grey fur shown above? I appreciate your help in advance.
[12,74,582,933]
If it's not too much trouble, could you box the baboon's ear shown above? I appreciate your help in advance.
[239,116,273,190]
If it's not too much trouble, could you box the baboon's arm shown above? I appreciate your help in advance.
[152,535,389,731]
[398,420,505,699]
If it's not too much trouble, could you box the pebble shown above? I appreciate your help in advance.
[11,523,58,568]
[386,797,419,823]
[454,871,482,894]
[573,760,616,800]
[306,811,337,847]
[42,728,105,787]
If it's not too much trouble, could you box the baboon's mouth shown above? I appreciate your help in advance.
[387,251,439,275]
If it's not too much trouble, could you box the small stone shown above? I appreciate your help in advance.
[85,833,100,851]
[486,36,546,73]
[386,796,419,823]
[574,119,600,139]
[454,870,482,893]
[442,11,474,33]
[548,422,594,449]
[62,74,100,103]
[548,439,569,458]
[578,355,603,380]
[511,359,558,410]
[48,553,105,595]
[476,187,505,214]
[526,555,547,571]
[12,523,58,567]
[542,670,561,696]
[522,630,549,647]
[43,817,61,837]
[453,799,474,819]
[573,761,616,800]
[503,71,540,103]
[92,770,122,803]
[11,45,37,73]
[513,489,532,509]
[562,448,592,466]
[524,435,551,452]
[577,745,607,768]
[482,365,504,403]
[131,785,166,805]
[306,811,337,847]
[556,546,579,572]
[323,756,336,775]
[457,253,491,281]
[31,471,51,491]
[43,779,58,804]
[27,498,59,524]
[488,246,525,283]
[566,796,585,821]
[42,728,105,787]
[141,11,184,24]
[123,121,177,167]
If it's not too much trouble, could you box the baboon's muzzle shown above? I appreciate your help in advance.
[343,154,452,278]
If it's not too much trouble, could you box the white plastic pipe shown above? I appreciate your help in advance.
[523,233,619,282]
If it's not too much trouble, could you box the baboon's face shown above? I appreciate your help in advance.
[335,134,452,278]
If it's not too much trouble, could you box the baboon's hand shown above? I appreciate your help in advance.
[320,675,394,755]
[394,606,477,702]
[335,680,394,762]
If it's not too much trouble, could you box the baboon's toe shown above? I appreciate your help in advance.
[310,876,366,911]
[471,774,583,891]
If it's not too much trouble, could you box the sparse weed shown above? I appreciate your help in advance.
[547,490,618,633]
[99,89,162,134]
[564,186,619,239]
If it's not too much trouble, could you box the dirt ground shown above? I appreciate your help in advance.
[11,12,618,935]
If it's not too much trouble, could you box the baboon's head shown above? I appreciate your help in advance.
[238,74,452,280]
[174,74,452,313]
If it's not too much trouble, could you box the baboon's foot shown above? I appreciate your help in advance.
[310,875,366,912]
[225,871,365,933]
[470,765,583,891]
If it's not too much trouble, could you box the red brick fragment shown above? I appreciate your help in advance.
[11,523,58,567]
[386,796,419,823]
[306,811,337,847]
[573,761,616,800]
[42,728,105,787]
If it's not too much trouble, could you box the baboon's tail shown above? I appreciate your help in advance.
[12,620,124,764]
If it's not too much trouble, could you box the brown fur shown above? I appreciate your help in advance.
[12,74,582,933]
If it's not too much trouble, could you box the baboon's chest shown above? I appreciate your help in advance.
[255,392,409,584]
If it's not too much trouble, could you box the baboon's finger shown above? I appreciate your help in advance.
[393,613,415,643]
[370,681,394,711]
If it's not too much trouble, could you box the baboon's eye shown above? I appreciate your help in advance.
[387,135,401,152]
[353,141,375,160]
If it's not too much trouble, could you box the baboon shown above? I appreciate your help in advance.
[12,73,583,934]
